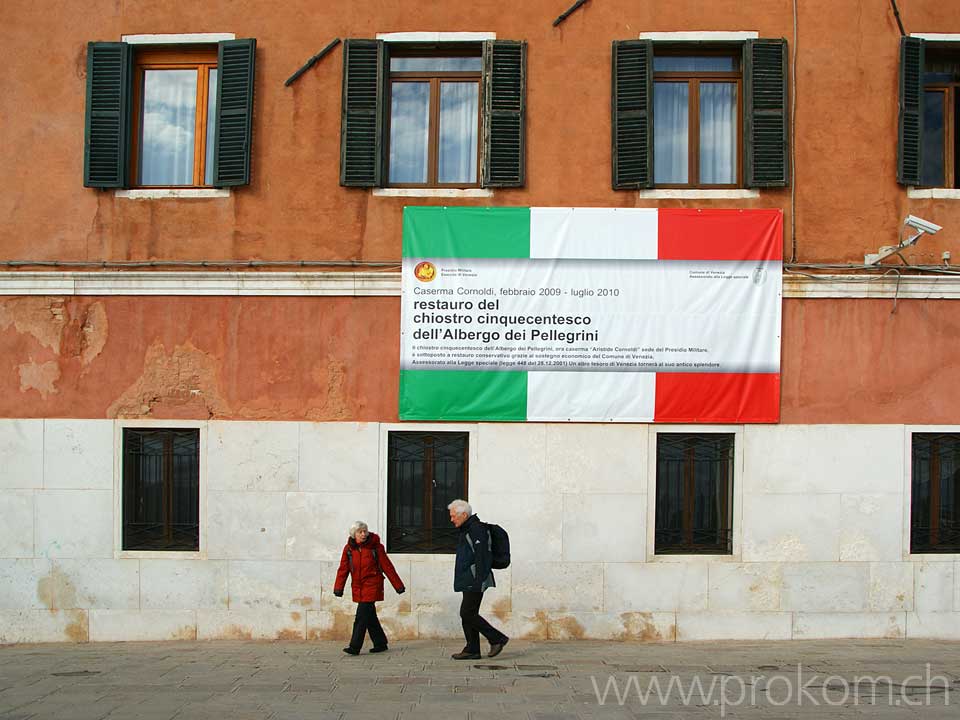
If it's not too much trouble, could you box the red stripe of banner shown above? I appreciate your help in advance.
[654,373,781,423]
[657,209,783,261]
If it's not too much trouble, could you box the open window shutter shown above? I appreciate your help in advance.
[213,39,256,187]
[898,37,924,186]
[340,39,385,187]
[744,39,789,187]
[83,42,133,188]
[611,40,653,189]
[482,40,526,187]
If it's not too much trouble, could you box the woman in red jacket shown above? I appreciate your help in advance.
[333,521,405,655]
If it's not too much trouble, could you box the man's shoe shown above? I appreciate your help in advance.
[451,651,482,660]
[369,646,388,653]
[342,646,360,656]
[488,637,509,658]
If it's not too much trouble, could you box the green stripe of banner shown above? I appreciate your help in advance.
[399,369,527,421]
[402,206,531,259]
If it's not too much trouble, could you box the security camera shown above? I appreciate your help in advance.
[904,215,942,235]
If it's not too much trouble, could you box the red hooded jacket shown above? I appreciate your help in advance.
[333,532,404,603]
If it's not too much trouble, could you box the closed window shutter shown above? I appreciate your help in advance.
[482,40,526,188]
[340,39,385,187]
[213,39,256,187]
[611,40,653,189]
[744,39,789,187]
[83,42,133,188]
[898,37,924,186]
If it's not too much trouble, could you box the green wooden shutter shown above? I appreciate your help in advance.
[340,39,385,187]
[898,36,924,186]
[611,40,653,189]
[744,39,789,187]
[213,39,256,187]
[83,42,133,188]
[482,40,526,188]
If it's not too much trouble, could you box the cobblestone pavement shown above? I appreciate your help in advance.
[1,639,959,719]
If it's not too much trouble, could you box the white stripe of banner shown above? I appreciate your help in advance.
[529,208,659,259]
[526,371,656,422]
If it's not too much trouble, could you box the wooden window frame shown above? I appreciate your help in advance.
[920,85,958,188]
[653,49,743,189]
[130,47,218,189]
[385,49,483,189]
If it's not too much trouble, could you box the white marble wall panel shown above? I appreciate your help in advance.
[561,494,646,562]
[416,608,463,638]
[781,563,870,612]
[604,563,708,612]
[0,491,34,557]
[473,424,547,494]
[140,560,228,610]
[906,612,960,639]
[792,612,905,639]
[869,562,914,611]
[741,494,841,561]
[470,492,562,562]
[42,420,113,489]
[0,420,42,489]
[742,425,903,495]
[406,557,459,614]
[299,422,380,492]
[838,494,903,561]
[207,421,298,492]
[511,561,603,613]
[677,611,792,641]
[545,425,647,494]
[228,560,323,610]
[90,610,197,641]
[35,489,113,558]
[284,491,378,560]
[915,562,955,612]
[0,560,48,608]
[0,609,88,643]
[707,563,782,611]
[46,559,139,609]
[197,609,306,640]
[206,491,285,559]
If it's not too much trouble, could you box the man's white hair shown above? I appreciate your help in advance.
[447,499,472,516]
[348,520,369,538]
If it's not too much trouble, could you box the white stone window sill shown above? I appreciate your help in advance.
[373,188,494,198]
[115,189,231,200]
[907,187,960,199]
[117,550,206,560]
[638,189,760,199]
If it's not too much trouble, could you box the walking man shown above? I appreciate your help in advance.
[448,499,509,660]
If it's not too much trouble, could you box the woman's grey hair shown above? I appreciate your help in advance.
[447,499,472,516]
[348,520,369,538]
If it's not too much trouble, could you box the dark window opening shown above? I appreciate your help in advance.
[122,428,200,551]
[655,433,734,555]
[911,433,960,553]
[387,431,468,553]
[921,47,960,188]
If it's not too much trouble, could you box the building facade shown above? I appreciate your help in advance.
[1,0,960,643]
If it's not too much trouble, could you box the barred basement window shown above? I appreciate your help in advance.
[911,433,960,553]
[387,431,468,554]
[655,433,734,555]
[122,428,200,551]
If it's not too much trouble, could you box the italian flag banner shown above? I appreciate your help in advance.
[399,207,782,423]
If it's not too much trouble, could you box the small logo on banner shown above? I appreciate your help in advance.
[414,261,437,282]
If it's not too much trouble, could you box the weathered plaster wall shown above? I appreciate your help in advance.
[1,0,959,265]
[1,419,957,643]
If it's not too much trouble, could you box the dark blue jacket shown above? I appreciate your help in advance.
[454,514,496,592]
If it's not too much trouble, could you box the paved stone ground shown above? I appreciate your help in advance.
[1,638,958,719]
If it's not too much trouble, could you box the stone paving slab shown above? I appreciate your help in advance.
[1,639,959,719]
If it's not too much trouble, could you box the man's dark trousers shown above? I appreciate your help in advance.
[460,591,507,653]
[349,602,387,650]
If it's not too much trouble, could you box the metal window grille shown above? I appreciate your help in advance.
[122,429,200,551]
[655,433,734,554]
[911,433,960,553]
[387,431,468,553]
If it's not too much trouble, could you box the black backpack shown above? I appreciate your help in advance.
[486,523,511,569]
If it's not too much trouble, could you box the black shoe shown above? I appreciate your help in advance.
[370,646,388,653]
[451,651,482,660]
[342,646,360,655]
[488,637,509,658]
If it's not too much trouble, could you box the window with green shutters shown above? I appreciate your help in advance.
[612,38,789,190]
[83,39,256,190]
[340,39,526,189]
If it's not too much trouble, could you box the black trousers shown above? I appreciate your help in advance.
[349,602,388,650]
[460,591,507,653]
